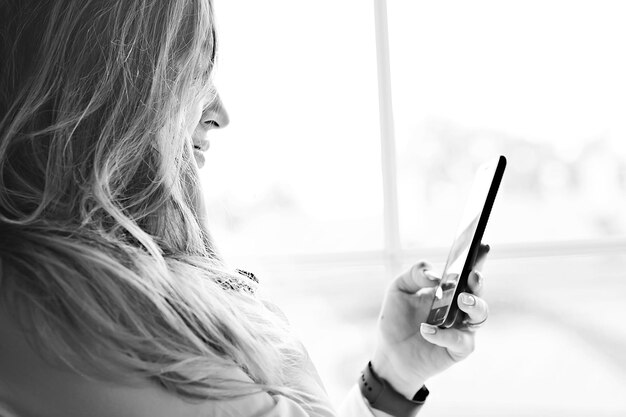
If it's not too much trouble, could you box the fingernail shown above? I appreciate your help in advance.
[423,270,439,281]
[421,323,437,334]
[461,293,476,306]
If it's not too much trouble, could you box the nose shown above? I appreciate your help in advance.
[201,92,230,129]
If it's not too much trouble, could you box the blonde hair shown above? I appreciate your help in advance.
[0,0,307,402]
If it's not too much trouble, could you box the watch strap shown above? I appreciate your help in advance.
[359,362,429,417]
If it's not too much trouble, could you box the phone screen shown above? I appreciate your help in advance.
[427,156,505,327]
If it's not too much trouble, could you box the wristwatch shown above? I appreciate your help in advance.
[359,362,429,417]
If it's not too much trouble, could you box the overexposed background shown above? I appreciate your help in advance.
[202,1,626,415]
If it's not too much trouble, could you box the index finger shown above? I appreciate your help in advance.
[473,243,490,272]
[467,270,484,297]
[393,261,440,294]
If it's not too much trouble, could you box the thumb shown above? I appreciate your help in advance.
[393,261,440,293]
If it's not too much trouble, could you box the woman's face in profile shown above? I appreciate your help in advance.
[188,84,230,169]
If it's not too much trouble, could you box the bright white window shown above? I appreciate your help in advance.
[204,0,382,257]
[388,0,626,249]
[204,1,626,414]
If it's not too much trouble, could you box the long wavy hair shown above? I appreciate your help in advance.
[0,0,306,402]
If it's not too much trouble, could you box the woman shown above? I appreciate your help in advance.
[0,1,489,416]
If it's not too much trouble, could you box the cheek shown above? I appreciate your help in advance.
[185,103,203,137]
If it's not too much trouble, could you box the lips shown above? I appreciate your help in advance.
[191,138,209,169]
[193,139,210,152]
[192,138,210,168]
[193,149,206,168]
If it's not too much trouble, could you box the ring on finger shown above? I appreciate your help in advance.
[467,319,487,329]
[464,311,488,329]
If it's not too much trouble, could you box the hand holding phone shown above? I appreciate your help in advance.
[426,156,506,328]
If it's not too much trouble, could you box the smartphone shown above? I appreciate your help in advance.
[426,155,506,328]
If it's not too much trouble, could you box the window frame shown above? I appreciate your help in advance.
[227,0,626,274]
